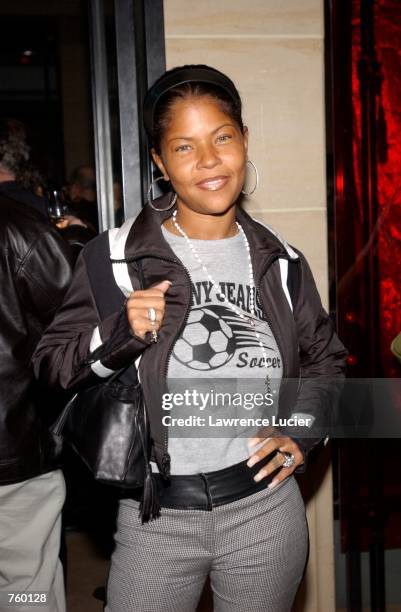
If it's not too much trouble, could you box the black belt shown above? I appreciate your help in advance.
[129,451,278,510]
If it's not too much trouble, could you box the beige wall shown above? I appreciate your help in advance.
[164,1,334,610]
[165,0,328,301]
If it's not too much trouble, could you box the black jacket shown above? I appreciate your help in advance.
[33,199,348,477]
[0,195,72,484]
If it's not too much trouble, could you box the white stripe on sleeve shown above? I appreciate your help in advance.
[89,325,103,352]
[89,326,115,378]
[109,220,135,298]
[91,360,115,378]
[279,258,293,311]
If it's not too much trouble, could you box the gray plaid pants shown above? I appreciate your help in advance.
[106,476,308,612]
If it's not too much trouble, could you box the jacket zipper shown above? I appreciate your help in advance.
[255,255,288,381]
[255,255,302,409]
[162,267,194,475]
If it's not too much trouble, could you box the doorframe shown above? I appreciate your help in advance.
[88,0,166,229]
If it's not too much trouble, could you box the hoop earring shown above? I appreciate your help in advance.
[147,176,177,211]
[241,160,259,196]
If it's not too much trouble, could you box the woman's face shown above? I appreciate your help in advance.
[152,95,248,216]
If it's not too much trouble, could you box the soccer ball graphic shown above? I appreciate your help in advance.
[173,307,236,370]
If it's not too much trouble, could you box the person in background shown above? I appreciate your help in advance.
[55,213,97,266]
[64,164,99,232]
[0,118,49,219]
[0,190,72,610]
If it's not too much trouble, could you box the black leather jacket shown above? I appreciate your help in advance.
[33,199,348,477]
[0,195,72,484]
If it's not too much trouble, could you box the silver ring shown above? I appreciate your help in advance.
[281,452,295,469]
[148,307,157,322]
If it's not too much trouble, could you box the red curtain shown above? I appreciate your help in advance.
[350,0,401,376]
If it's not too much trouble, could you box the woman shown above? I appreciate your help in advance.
[33,65,347,611]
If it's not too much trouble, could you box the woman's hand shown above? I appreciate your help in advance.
[126,280,172,340]
[247,433,304,489]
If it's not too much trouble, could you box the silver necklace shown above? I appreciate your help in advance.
[171,210,272,389]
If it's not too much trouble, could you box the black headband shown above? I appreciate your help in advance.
[143,67,240,140]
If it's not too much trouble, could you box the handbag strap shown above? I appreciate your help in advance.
[84,231,145,320]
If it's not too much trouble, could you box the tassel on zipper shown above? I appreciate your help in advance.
[136,396,161,523]
[138,468,161,524]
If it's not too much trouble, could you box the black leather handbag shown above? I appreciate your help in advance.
[52,365,149,488]
[51,232,160,522]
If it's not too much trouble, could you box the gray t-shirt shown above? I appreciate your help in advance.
[152,223,283,475]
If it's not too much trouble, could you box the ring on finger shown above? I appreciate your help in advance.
[148,307,157,322]
[281,451,295,469]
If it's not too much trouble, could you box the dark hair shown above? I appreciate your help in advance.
[18,163,46,194]
[0,118,30,174]
[147,65,244,153]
